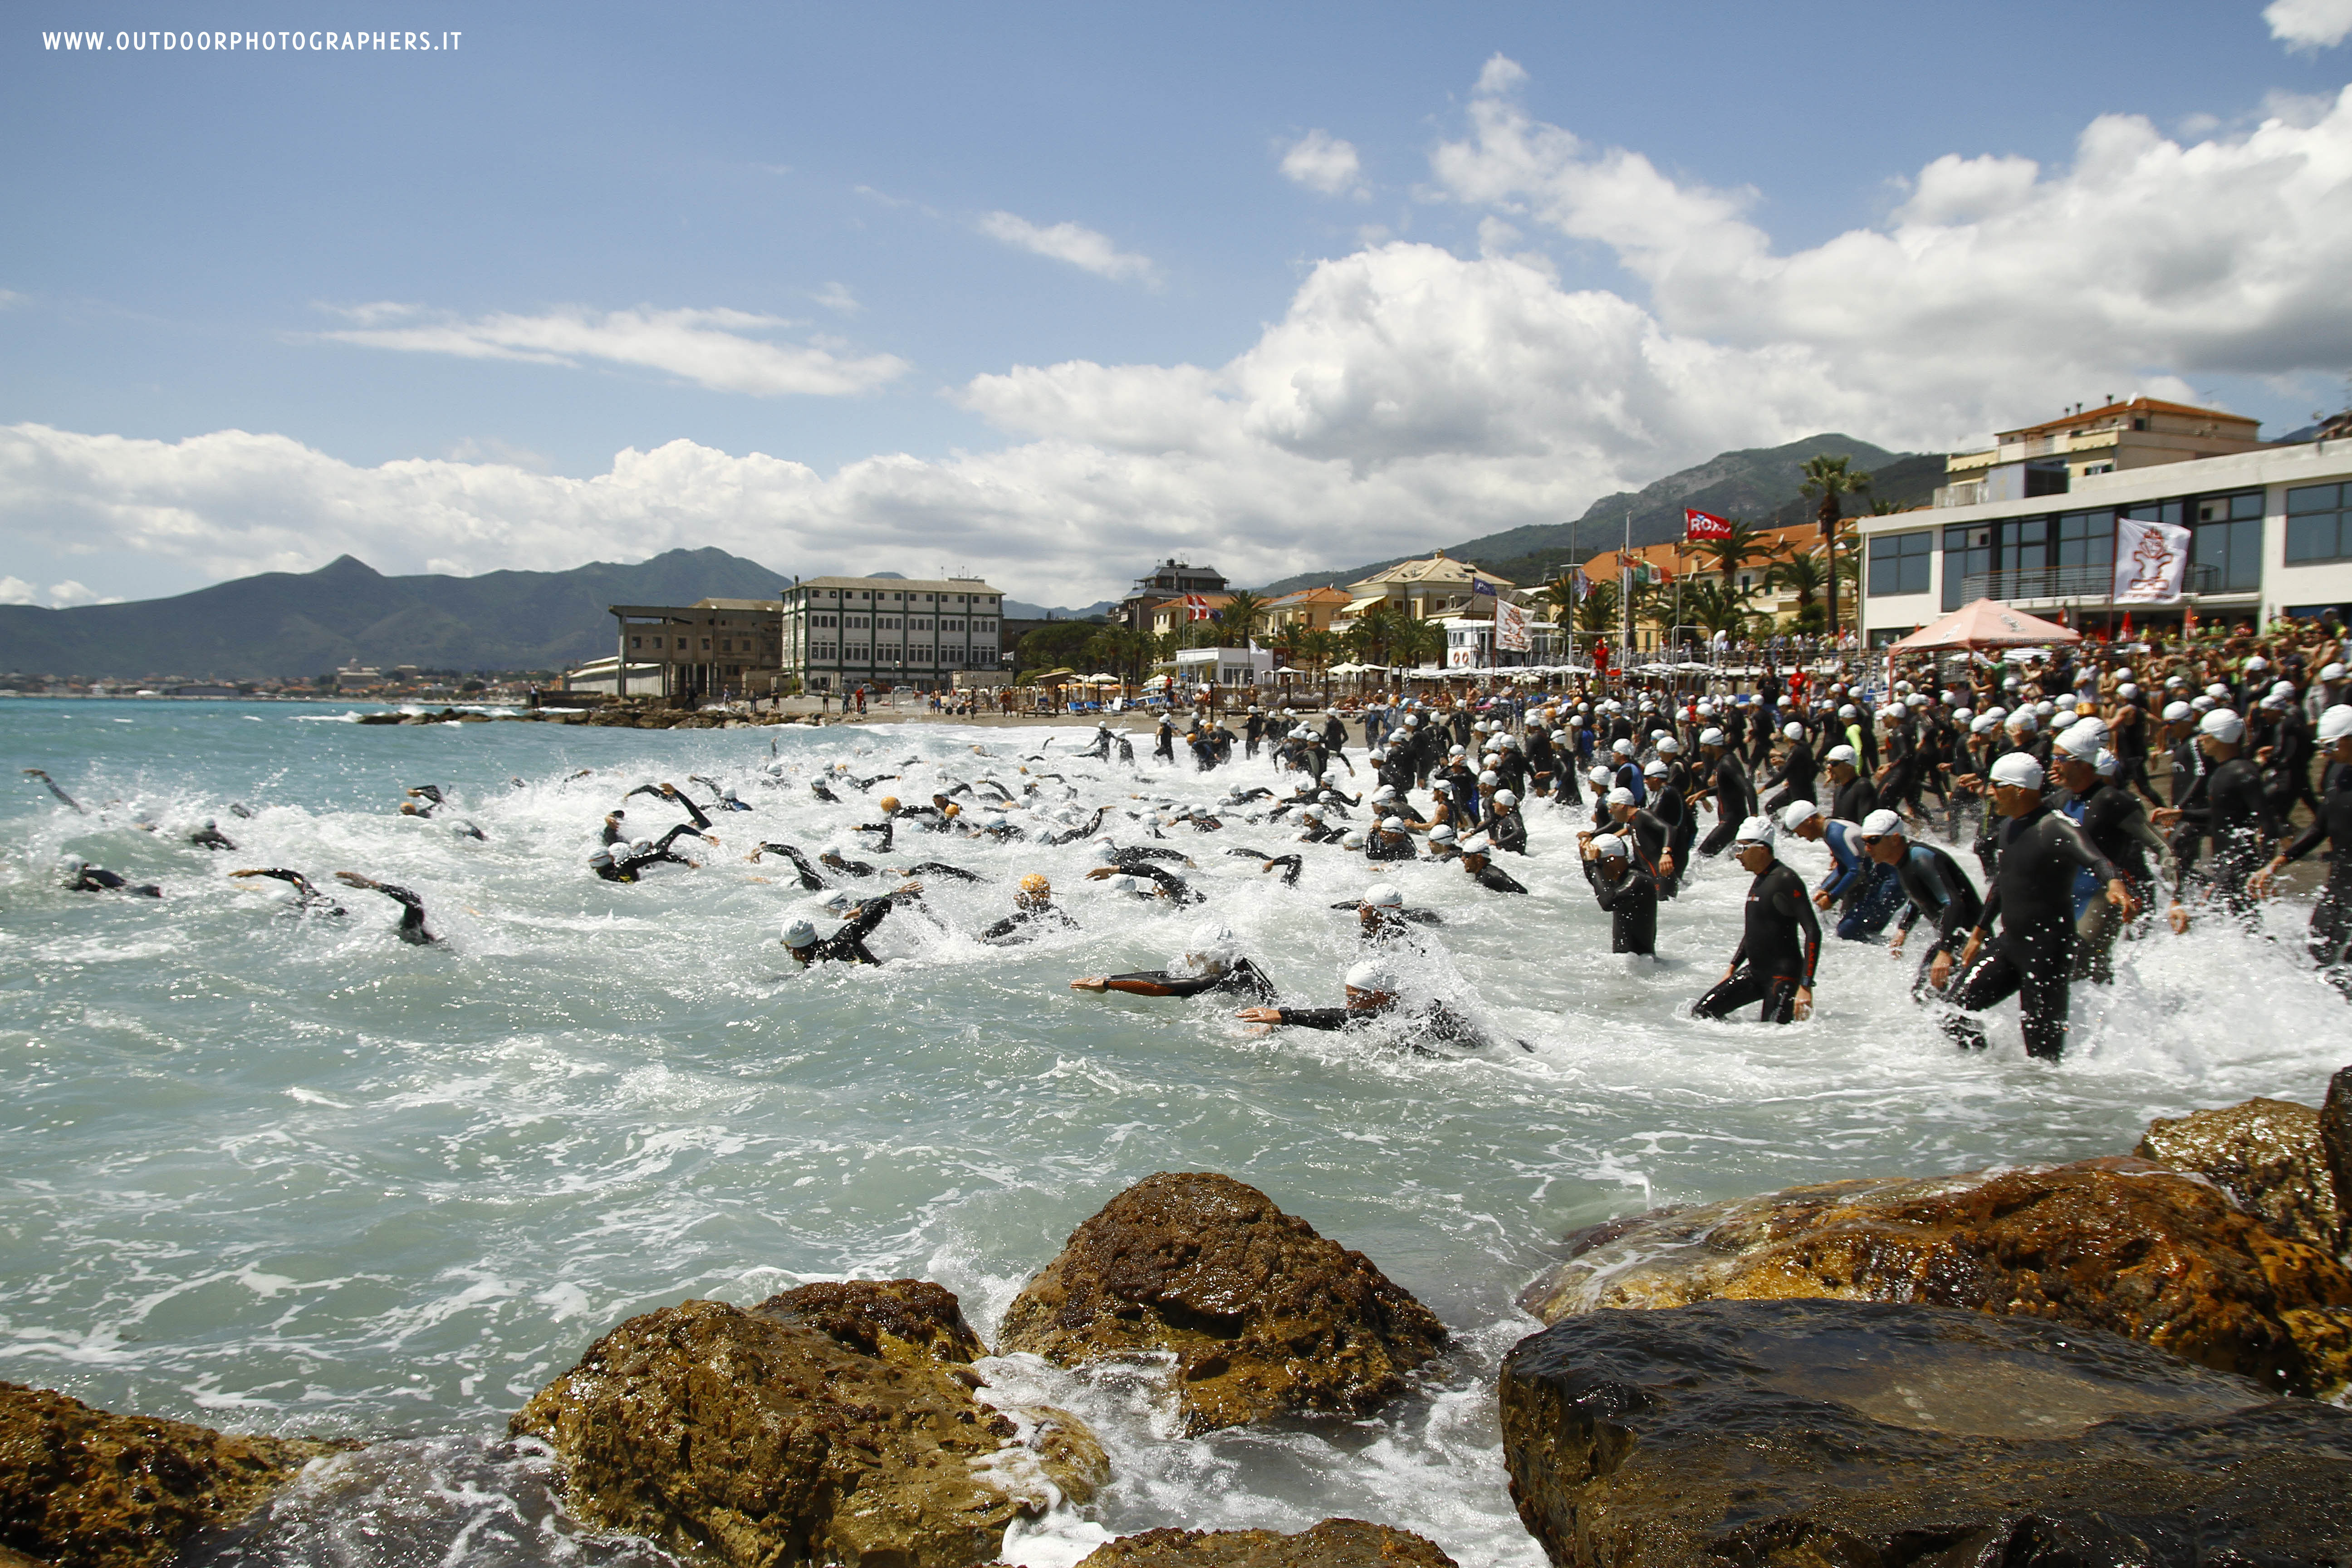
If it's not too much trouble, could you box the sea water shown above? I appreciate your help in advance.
[2,698,2342,1566]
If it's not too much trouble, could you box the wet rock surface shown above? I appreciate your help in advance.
[510,1296,1106,1568]
[1518,1156,2352,1397]
[752,1277,989,1368]
[2136,1094,2341,1248]
[0,1381,348,1568]
[2327,1064,2352,1254]
[1070,1518,1458,1566]
[1499,1298,2352,1568]
[996,1173,1446,1435]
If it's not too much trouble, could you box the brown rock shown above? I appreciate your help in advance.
[2135,1095,2341,1247]
[510,1297,1105,1568]
[752,1277,989,1369]
[1072,1518,1458,1566]
[1518,1157,2352,1398]
[0,1382,348,1568]
[2327,1064,2352,1254]
[997,1174,1446,1435]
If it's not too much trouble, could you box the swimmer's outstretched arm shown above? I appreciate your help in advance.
[24,769,86,813]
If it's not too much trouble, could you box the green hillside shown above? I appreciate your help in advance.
[1253,435,1944,595]
[0,548,794,680]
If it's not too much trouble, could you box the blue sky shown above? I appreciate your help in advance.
[6,1,2352,608]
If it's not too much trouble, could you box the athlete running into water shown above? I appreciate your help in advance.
[1691,816,1818,1024]
[333,872,439,944]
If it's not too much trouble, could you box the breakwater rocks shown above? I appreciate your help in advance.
[1073,1519,1458,1565]
[0,1382,348,1568]
[1498,1298,2352,1568]
[997,1172,1447,1436]
[510,1284,1104,1568]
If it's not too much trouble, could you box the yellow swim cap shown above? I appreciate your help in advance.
[1019,873,1050,895]
[879,796,900,812]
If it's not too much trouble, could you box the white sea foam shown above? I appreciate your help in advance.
[3,698,2344,1565]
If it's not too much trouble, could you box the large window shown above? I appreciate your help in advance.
[1942,524,1992,611]
[1868,530,1931,596]
[2287,483,2351,564]
[2053,509,2116,571]
[2191,490,2264,593]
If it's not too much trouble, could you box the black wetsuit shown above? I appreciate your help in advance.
[600,823,706,882]
[1888,842,1981,999]
[1271,998,1487,1052]
[237,868,345,915]
[1946,804,2121,1058]
[1830,772,1879,825]
[1365,830,1416,862]
[68,866,162,897]
[1585,858,1658,956]
[1486,807,1529,856]
[1763,740,1817,814]
[798,894,906,965]
[189,823,236,851]
[1697,753,1756,858]
[1105,958,1278,1001]
[1694,860,1819,1024]
[2279,762,2352,995]
[980,905,1079,944]
[2176,755,2282,918]
[357,881,437,944]
[1464,859,1529,894]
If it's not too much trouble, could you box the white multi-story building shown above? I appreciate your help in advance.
[780,575,1005,692]
[1857,434,2352,647]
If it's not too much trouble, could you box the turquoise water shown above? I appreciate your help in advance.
[3,698,2343,1565]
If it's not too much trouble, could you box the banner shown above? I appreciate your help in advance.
[1183,593,1214,622]
[1496,598,1531,652]
[1571,568,1591,601]
[2112,517,2190,603]
[1684,508,1732,541]
[1470,578,1498,597]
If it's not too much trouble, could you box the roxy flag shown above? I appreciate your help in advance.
[1684,508,1732,541]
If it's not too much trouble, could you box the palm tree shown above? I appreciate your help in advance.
[1572,578,1621,637]
[1298,627,1341,706]
[1768,549,1831,632]
[1690,519,1779,605]
[1682,579,1751,641]
[1212,590,1269,648]
[1393,616,1443,671]
[1799,453,1872,637]
[1534,572,1580,629]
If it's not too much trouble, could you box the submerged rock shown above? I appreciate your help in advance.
[1499,1298,2352,1568]
[0,1381,348,1568]
[1072,1518,1458,1566]
[511,1296,1105,1568]
[1518,1156,2352,1397]
[996,1173,1446,1435]
[2136,1094,2341,1248]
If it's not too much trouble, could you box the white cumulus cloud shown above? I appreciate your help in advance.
[1279,130,1366,197]
[46,580,121,607]
[976,212,1157,284]
[319,304,908,397]
[2267,0,2352,49]
[0,575,40,605]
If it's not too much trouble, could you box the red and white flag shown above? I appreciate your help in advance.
[1683,508,1732,542]
[1183,594,1214,622]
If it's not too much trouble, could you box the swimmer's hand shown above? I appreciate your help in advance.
[1813,889,1834,909]
[1793,986,1813,1022]
[1070,977,1108,992]
[1928,950,1953,990]
[333,872,380,891]
[1233,1007,1281,1024]
[2168,901,2191,935]
[2104,878,2139,920]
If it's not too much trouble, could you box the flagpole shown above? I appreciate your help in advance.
[1621,509,1633,682]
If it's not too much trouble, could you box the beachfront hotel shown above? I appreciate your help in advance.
[780,575,1007,693]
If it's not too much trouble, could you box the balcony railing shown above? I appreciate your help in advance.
[1934,479,1990,509]
[1960,563,2225,603]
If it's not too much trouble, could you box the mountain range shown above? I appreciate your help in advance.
[1250,434,1945,598]
[0,549,795,680]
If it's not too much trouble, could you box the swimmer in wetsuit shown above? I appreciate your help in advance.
[1234,958,1493,1052]
[625,782,714,832]
[1070,920,1277,1001]
[1457,838,1528,894]
[1579,832,1656,956]
[1691,816,1818,1024]
[982,874,1078,944]
[2254,703,2352,996]
[230,867,346,915]
[781,885,922,966]
[333,872,439,944]
[188,820,236,852]
[24,769,87,813]
[1341,882,1443,946]
[746,842,826,890]
[591,823,713,882]
[1862,809,1981,1001]
[61,856,161,897]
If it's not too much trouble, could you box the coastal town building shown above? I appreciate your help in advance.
[607,598,785,700]
[779,575,1004,693]
[1935,397,2265,509]
[1579,521,1840,627]
[1261,585,1351,634]
[1146,592,1234,637]
[1857,417,2352,645]
[1338,553,1515,624]
[1116,559,1230,633]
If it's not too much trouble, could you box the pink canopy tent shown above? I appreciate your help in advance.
[1888,598,2082,654]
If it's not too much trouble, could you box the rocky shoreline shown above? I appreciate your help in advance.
[7,1075,2350,1566]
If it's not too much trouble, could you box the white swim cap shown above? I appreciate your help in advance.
[1859,808,1904,838]
[1732,815,1776,848]
[1658,736,1681,754]
[1606,786,1636,808]
[2200,709,2245,742]
[1699,727,1726,747]
[1590,833,1628,859]
[2318,704,2352,744]
[2094,749,2119,778]
[1344,959,1398,994]
[1779,800,1823,833]
[1363,882,1404,908]
[1989,752,2044,790]
[1952,708,1973,725]
[1342,830,1367,849]
[1642,759,1667,777]
[1824,745,1856,764]
[1478,770,1499,786]
[1429,823,1457,843]
[782,919,818,947]
[1783,722,1805,740]
[1459,834,1492,854]
[1612,738,1633,755]
[1381,815,1406,832]
[1838,704,1857,720]
[1188,919,1238,956]
[2054,725,2102,761]
[2322,662,2347,681]
[2162,701,2191,722]
[1494,789,1517,806]
[2117,683,2139,700]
